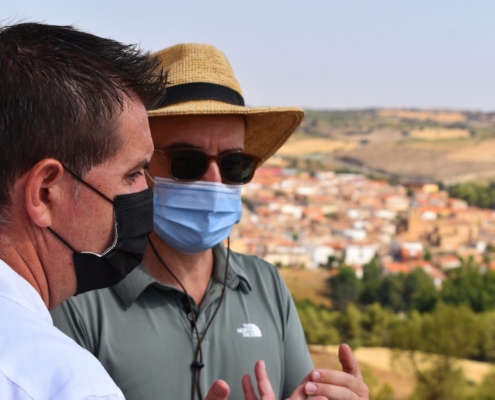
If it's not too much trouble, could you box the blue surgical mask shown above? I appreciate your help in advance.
[151,177,243,254]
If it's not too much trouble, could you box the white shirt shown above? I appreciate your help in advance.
[0,259,124,400]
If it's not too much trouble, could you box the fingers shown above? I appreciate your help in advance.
[243,360,277,400]
[205,379,230,400]
[254,360,276,399]
[287,381,328,400]
[285,372,311,400]
[289,346,369,400]
[338,343,363,380]
[243,374,258,400]
[304,368,369,400]
[287,372,335,400]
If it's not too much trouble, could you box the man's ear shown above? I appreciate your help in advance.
[24,159,66,228]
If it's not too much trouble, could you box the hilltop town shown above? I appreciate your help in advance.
[230,166,495,286]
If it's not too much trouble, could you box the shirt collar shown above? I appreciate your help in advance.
[0,259,52,324]
[112,242,252,308]
[112,264,156,308]
[212,242,252,291]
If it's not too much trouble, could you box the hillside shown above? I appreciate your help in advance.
[273,109,495,184]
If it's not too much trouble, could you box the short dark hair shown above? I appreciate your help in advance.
[0,22,167,219]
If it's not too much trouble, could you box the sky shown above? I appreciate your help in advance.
[2,1,495,111]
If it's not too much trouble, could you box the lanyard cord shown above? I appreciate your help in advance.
[148,237,231,400]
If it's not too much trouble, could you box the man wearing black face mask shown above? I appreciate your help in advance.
[0,23,242,400]
[0,22,167,399]
[47,167,154,295]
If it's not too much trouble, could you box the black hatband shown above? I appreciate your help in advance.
[156,82,245,108]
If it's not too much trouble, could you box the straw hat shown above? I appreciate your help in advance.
[148,43,304,164]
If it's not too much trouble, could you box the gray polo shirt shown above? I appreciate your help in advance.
[51,244,313,400]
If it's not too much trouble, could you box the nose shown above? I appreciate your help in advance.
[201,159,222,183]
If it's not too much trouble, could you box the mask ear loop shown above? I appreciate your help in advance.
[148,236,231,400]
[47,166,109,254]
[55,166,118,256]
[47,227,77,252]
[63,166,114,204]
[144,169,155,184]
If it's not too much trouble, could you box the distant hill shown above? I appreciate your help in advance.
[273,109,495,184]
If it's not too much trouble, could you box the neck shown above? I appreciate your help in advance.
[0,220,77,310]
[143,231,214,305]
[1,232,51,307]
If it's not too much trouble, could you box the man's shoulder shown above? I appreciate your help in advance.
[231,250,281,277]
[57,284,123,314]
[0,296,123,399]
[230,251,290,296]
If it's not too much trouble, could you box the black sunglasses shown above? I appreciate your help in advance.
[154,148,261,184]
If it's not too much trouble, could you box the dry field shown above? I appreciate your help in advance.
[309,345,415,400]
[446,139,495,162]
[309,345,493,400]
[339,140,495,182]
[279,267,332,308]
[409,128,470,140]
[378,109,467,124]
[275,131,495,182]
[276,138,356,156]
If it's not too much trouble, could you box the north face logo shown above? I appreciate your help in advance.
[237,323,262,338]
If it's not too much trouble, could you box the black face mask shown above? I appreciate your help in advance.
[48,168,154,295]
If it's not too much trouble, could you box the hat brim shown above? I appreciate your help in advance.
[148,100,304,165]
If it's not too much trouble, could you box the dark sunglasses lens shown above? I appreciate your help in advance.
[221,153,256,183]
[170,150,208,181]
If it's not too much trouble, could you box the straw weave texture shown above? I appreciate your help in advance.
[153,44,243,94]
[149,43,304,164]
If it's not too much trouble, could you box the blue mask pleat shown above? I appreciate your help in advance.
[153,178,243,254]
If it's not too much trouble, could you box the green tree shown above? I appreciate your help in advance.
[378,273,406,312]
[295,300,340,345]
[336,303,363,348]
[441,259,485,311]
[481,269,495,311]
[440,257,495,312]
[448,181,495,209]
[329,267,360,311]
[360,302,398,347]
[403,268,438,312]
[478,311,495,362]
[420,303,480,358]
[424,247,432,261]
[408,365,468,400]
[391,304,482,400]
[359,258,382,305]
[363,258,381,282]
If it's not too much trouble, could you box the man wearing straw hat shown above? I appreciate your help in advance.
[53,43,369,400]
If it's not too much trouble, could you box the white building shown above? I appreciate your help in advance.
[344,243,377,266]
[311,245,336,268]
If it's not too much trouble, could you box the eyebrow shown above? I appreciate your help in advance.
[162,142,245,155]
[128,159,151,172]
[162,142,202,151]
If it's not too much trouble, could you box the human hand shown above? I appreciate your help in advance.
[204,379,231,400]
[242,360,328,400]
[301,343,369,400]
